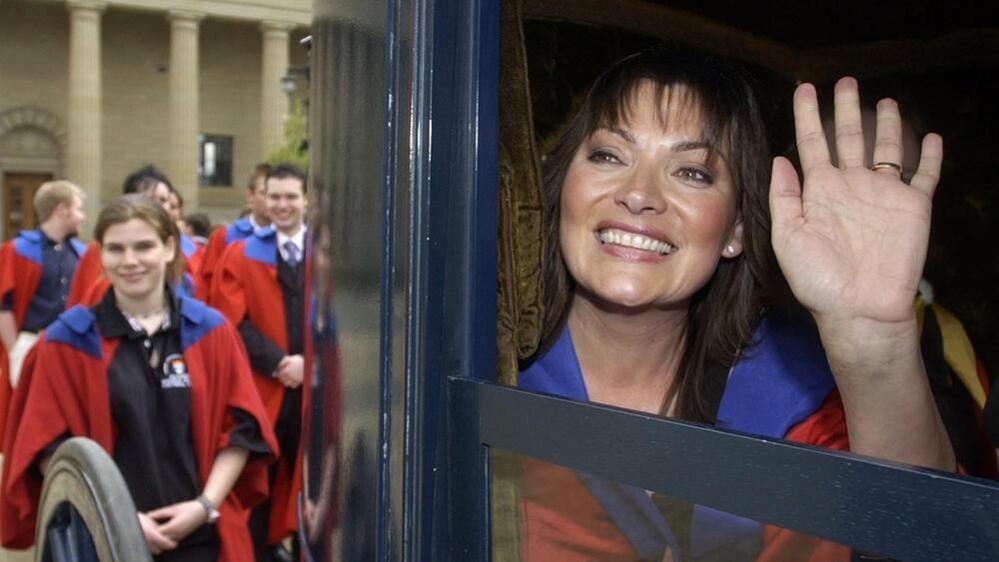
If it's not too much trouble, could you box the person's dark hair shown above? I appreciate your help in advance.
[171,188,184,210]
[266,163,308,193]
[247,163,271,193]
[122,165,174,195]
[184,212,212,239]
[94,194,185,286]
[536,46,779,423]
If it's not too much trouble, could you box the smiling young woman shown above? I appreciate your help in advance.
[1,195,278,562]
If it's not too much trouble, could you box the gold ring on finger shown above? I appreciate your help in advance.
[871,161,902,174]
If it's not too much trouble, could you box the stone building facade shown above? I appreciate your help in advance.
[0,0,311,238]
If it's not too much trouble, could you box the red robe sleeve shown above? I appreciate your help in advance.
[0,346,9,443]
[200,227,229,304]
[66,242,105,308]
[0,242,15,437]
[757,390,851,562]
[0,241,42,324]
[0,241,43,442]
[185,315,279,562]
[186,242,207,301]
[0,242,19,309]
[211,242,250,327]
[1,338,116,549]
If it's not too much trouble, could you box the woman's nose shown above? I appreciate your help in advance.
[615,166,668,215]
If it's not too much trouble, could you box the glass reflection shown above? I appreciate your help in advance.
[304,0,388,560]
[495,449,860,562]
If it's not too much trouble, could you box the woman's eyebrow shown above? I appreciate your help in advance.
[672,140,711,153]
[600,127,714,157]
[605,126,637,144]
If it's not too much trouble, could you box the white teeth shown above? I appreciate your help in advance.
[597,229,673,255]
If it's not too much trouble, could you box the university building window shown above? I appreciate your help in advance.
[198,134,233,187]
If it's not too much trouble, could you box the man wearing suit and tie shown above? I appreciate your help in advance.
[212,163,309,562]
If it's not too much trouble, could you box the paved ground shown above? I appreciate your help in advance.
[0,548,31,562]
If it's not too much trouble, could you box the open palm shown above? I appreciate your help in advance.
[770,78,942,325]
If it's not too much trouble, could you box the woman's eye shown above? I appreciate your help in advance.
[587,149,622,165]
[676,167,714,185]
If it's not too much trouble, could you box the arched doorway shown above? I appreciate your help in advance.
[0,106,66,241]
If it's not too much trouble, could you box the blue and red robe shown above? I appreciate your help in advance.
[200,218,255,302]
[211,227,311,544]
[0,231,86,436]
[518,310,850,562]
[0,294,277,561]
[67,236,205,307]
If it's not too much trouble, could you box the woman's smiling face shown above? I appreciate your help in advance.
[560,81,744,313]
[100,218,176,302]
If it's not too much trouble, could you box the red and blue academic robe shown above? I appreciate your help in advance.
[517,309,850,562]
[67,236,205,307]
[211,228,311,544]
[0,295,278,561]
[0,231,86,437]
[200,218,255,303]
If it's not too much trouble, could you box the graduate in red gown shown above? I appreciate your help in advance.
[200,163,271,299]
[68,165,205,307]
[212,163,310,561]
[0,180,87,437]
[1,195,277,562]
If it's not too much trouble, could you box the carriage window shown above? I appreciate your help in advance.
[498,8,998,476]
[494,5,999,561]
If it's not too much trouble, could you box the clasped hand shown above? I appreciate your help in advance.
[275,354,305,388]
[138,500,207,555]
[770,77,942,357]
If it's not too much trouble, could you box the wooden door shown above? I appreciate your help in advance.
[2,172,51,241]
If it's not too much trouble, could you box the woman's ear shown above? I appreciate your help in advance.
[722,221,744,258]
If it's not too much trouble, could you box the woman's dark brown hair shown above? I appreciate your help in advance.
[535,46,781,423]
[94,194,186,287]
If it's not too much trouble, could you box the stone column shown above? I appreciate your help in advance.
[167,10,204,210]
[260,21,294,157]
[66,0,106,235]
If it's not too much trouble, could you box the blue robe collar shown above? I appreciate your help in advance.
[520,311,835,437]
[518,327,589,401]
[225,217,255,245]
[14,230,86,266]
[46,291,225,358]
[244,226,277,266]
[180,235,197,259]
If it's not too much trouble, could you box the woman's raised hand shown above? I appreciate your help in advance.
[769,79,956,471]
[769,77,942,333]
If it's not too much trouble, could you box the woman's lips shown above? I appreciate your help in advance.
[117,271,147,283]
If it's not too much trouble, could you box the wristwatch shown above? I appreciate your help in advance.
[195,495,220,524]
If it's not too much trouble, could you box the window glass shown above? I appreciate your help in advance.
[492,449,859,562]
[198,134,233,187]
